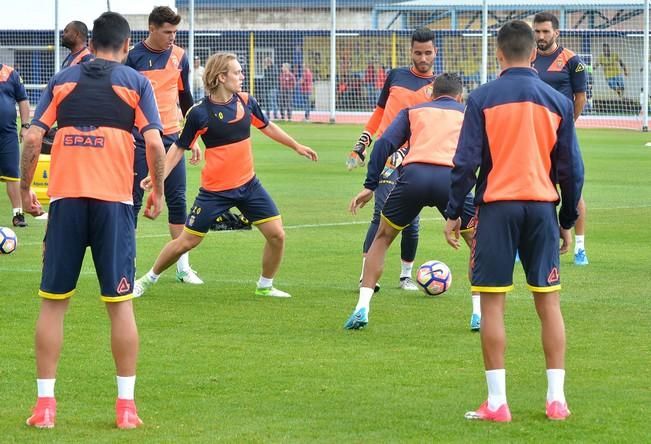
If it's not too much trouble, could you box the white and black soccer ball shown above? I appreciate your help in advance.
[416,260,451,296]
[0,226,17,255]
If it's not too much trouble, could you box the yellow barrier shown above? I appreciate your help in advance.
[32,154,50,206]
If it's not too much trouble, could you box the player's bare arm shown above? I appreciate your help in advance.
[143,128,166,219]
[443,218,461,250]
[348,188,373,215]
[19,126,46,216]
[260,122,318,161]
[189,142,202,165]
[559,227,572,254]
[573,92,587,121]
[18,99,30,142]
[139,142,187,192]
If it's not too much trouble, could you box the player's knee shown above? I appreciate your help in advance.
[266,227,285,246]
[177,233,202,251]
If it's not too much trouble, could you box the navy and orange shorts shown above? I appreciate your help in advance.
[132,132,187,226]
[39,198,136,302]
[0,133,20,181]
[471,201,561,293]
[184,176,280,237]
[381,163,475,231]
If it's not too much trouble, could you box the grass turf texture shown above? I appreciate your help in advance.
[0,125,649,442]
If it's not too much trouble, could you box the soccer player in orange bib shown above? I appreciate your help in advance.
[134,52,317,299]
[346,27,438,295]
[345,73,477,330]
[444,20,584,422]
[126,6,202,284]
[20,11,166,429]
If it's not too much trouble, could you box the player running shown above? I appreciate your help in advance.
[533,12,589,265]
[20,11,166,429]
[346,27,437,292]
[134,52,318,299]
[126,6,203,284]
[344,73,477,330]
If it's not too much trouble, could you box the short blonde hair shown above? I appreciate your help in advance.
[203,52,238,95]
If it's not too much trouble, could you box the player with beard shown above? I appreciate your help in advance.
[346,28,442,299]
[60,21,94,69]
[532,12,589,266]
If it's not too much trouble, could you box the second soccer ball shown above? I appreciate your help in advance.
[0,226,18,255]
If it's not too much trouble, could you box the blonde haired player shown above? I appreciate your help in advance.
[135,53,318,298]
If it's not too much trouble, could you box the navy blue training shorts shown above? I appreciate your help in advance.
[381,163,475,231]
[184,176,280,237]
[0,133,20,181]
[40,198,136,302]
[471,201,561,293]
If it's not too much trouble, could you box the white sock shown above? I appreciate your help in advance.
[355,287,375,313]
[400,260,414,279]
[485,369,507,410]
[177,252,191,273]
[13,207,22,216]
[359,257,366,281]
[37,379,56,398]
[574,235,585,254]
[146,269,160,282]
[546,369,566,404]
[117,375,136,400]
[258,276,273,288]
[472,294,481,316]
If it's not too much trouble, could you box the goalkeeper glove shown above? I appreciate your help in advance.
[380,147,407,178]
[346,131,373,170]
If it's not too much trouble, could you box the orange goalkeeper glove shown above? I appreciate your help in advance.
[380,147,407,179]
[346,131,372,170]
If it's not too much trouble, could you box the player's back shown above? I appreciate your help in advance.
[403,98,465,167]
[465,67,574,204]
[32,59,160,202]
[377,66,434,137]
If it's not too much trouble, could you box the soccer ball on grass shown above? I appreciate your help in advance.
[0,227,17,255]
[416,260,451,296]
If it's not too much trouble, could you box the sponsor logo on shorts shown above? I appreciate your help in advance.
[547,267,559,284]
[117,277,130,294]
[63,135,105,148]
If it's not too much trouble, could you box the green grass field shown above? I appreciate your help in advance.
[0,124,649,442]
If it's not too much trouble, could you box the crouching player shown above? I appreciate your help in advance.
[134,52,318,298]
[345,73,477,330]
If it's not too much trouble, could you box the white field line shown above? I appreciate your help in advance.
[14,203,651,248]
